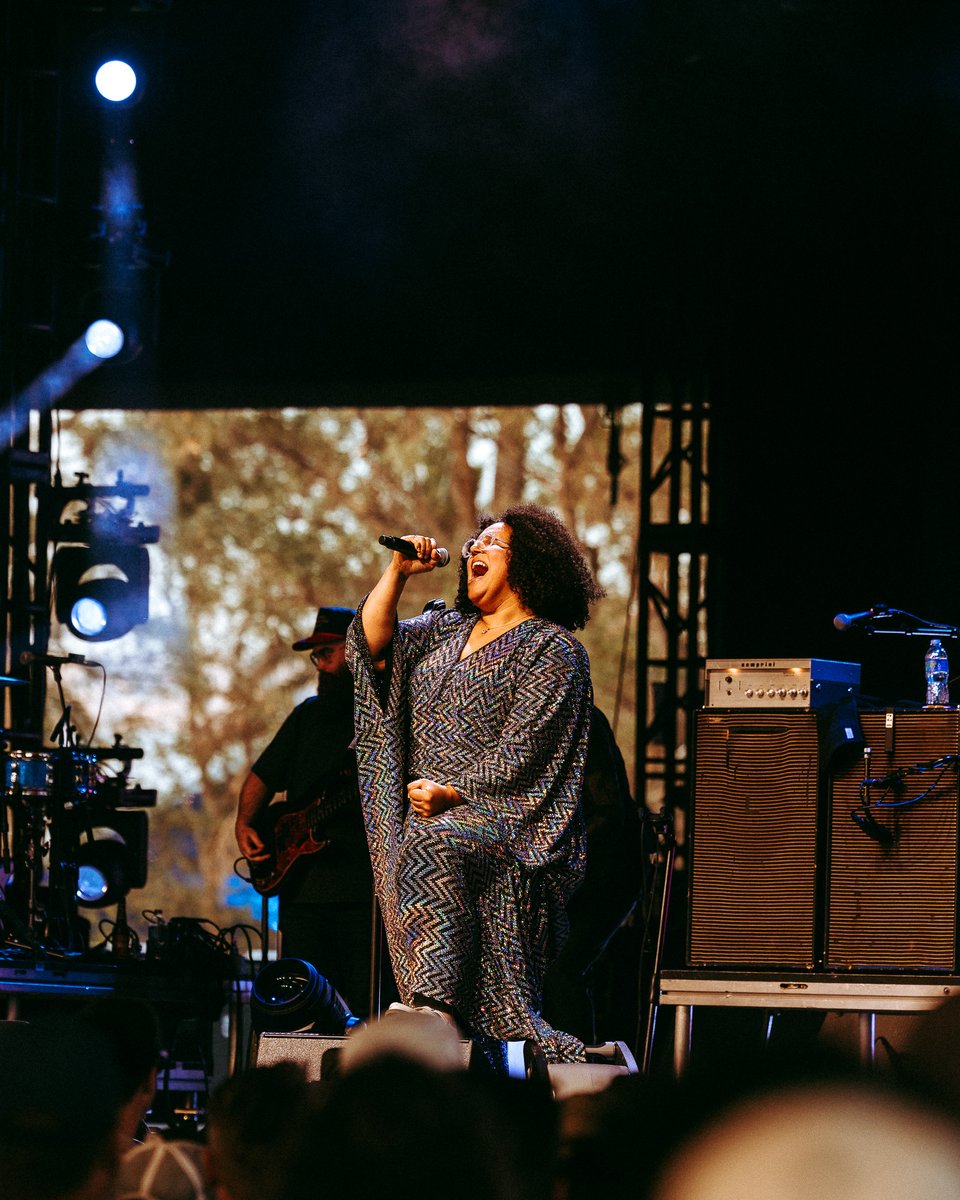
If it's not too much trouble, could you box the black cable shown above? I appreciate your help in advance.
[860,755,958,811]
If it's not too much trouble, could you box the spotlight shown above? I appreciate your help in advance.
[76,841,127,907]
[75,813,148,909]
[78,287,142,366]
[83,319,125,360]
[53,544,150,642]
[250,958,362,1035]
[70,594,108,638]
[94,59,138,103]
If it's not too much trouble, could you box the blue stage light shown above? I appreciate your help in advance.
[84,319,125,360]
[94,59,138,103]
[75,816,148,908]
[70,596,109,639]
[77,861,111,905]
[54,545,151,642]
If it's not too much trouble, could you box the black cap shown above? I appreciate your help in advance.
[291,606,356,650]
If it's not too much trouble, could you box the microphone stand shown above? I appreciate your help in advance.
[853,608,959,638]
[868,625,959,638]
[641,808,677,1075]
[48,664,72,746]
[44,670,83,954]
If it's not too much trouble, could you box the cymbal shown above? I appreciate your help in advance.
[0,675,27,687]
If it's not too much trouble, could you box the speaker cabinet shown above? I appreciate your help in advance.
[826,711,960,971]
[688,711,820,968]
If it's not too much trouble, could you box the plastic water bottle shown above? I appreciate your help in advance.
[925,638,950,707]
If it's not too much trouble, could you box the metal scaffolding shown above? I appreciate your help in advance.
[1,1,63,737]
[635,374,711,823]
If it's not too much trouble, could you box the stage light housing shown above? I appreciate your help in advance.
[250,958,361,1035]
[53,543,150,642]
[75,812,149,909]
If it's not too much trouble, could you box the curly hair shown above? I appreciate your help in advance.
[455,503,604,630]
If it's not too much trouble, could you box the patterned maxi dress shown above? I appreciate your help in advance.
[347,602,592,1063]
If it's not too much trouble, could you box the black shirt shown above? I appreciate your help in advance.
[251,692,372,903]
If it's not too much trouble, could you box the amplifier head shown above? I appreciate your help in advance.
[705,658,861,710]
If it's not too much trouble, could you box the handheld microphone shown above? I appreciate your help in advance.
[378,535,450,566]
[20,650,91,667]
[851,807,897,847]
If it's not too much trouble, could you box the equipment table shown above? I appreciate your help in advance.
[657,969,960,1076]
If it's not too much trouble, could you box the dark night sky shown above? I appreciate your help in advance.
[53,0,960,397]
[137,0,653,387]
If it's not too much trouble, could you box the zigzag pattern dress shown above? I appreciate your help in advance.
[347,602,591,1062]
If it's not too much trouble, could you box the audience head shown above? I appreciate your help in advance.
[116,1137,210,1200]
[78,995,163,1143]
[650,1080,960,1200]
[311,1052,554,1200]
[205,1062,316,1200]
[338,1007,467,1073]
[0,1015,124,1200]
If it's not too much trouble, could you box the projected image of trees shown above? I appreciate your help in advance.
[48,404,640,947]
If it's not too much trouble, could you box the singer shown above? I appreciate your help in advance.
[347,504,604,1062]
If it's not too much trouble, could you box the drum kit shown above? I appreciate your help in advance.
[0,670,149,955]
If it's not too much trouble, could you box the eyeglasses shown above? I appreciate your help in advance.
[309,646,338,666]
[461,533,511,558]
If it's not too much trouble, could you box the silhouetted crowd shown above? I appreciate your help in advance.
[5,992,960,1200]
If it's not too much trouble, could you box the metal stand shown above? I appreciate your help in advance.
[368,884,385,1019]
[656,970,960,1075]
[641,808,677,1074]
[238,892,273,1073]
[260,892,271,961]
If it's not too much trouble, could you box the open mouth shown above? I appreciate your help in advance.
[471,561,488,577]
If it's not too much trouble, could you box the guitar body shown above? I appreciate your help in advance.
[248,805,332,896]
[247,757,358,896]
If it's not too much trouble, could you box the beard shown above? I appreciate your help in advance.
[315,664,354,710]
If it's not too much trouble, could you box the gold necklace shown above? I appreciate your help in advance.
[476,615,527,638]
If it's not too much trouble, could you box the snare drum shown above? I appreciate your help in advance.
[1,749,99,798]
[2,750,56,797]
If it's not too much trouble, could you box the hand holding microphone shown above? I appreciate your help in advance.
[378,534,450,571]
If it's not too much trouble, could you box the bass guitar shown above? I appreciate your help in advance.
[247,757,359,897]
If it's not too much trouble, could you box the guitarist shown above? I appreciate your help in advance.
[235,605,386,1021]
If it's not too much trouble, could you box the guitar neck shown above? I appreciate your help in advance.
[303,767,355,829]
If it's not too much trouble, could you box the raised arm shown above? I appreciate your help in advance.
[362,534,445,667]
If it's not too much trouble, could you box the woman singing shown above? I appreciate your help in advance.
[347,503,604,1062]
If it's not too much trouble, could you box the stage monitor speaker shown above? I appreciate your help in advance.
[255,1029,475,1079]
[255,1032,348,1080]
[826,710,959,972]
[688,710,820,968]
